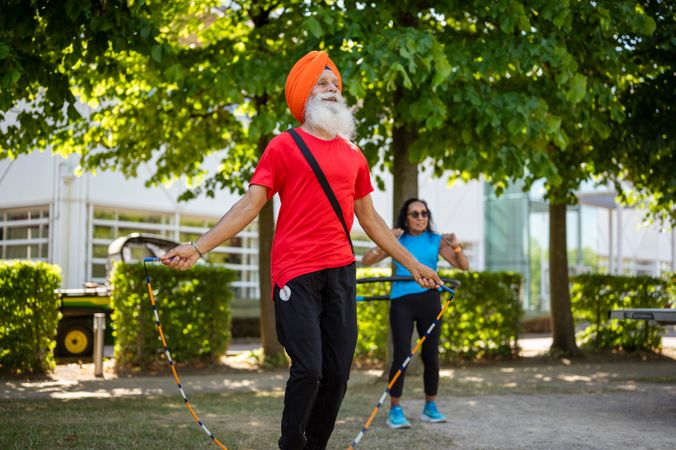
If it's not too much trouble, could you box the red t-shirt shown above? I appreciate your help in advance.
[250,128,374,288]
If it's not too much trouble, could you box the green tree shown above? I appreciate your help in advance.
[599,0,675,225]
[70,1,321,364]
[1,1,321,364]
[0,0,160,154]
[323,1,658,355]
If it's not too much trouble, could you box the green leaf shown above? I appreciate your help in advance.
[566,73,587,104]
[305,17,323,38]
[553,128,568,149]
[546,115,562,134]
[151,45,163,63]
[65,0,82,20]
[461,128,472,144]
[0,43,10,60]
[140,27,151,40]
[163,63,184,83]
[590,119,610,139]
[2,69,21,88]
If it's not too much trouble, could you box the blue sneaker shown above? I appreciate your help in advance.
[421,401,447,423]
[386,405,411,429]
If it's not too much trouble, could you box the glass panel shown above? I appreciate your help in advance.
[227,253,243,265]
[207,253,229,264]
[28,244,38,258]
[179,232,202,242]
[7,245,27,258]
[7,227,28,239]
[93,226,115,239]
[94,209,116,220]
[119,227,150,236]
[28,209,45,219]
[180,217,208,228]
[92,264,107,278]
[129,246,153,261]
[119,211,163,224]
[93,244,109,258]
[7,211,28,221]
[227,237,242,247]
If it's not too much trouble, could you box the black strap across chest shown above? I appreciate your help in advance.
[286,128,354,255]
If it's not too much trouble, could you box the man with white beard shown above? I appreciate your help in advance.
[161,50,442,450]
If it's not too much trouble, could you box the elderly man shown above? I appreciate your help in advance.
[161,50,441,450]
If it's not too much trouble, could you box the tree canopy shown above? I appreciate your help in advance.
[599,0,674,224]
[1,0,160,156]
[1,1,671,356]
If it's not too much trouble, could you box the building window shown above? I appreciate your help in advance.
[0,206,50,261]
[88,206,258,299]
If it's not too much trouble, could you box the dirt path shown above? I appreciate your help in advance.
[425,386,676,450]
[2,344,675,449]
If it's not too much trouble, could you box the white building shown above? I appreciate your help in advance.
[0,149,673,312]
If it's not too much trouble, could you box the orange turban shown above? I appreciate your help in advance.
[285,50,342,123]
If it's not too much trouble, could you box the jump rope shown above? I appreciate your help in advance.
[143,258,458,449]
[349,278,458,449]
[143,257,228,449]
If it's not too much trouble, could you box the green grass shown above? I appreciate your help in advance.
[3,357,674,449]
[0,383,450,450]
[0,391,282,449]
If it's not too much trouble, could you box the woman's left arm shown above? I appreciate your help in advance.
[439,233,469,271]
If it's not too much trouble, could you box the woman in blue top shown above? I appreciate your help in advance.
[362,198,469,429]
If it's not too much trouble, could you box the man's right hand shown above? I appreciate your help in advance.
[160,244,200,271]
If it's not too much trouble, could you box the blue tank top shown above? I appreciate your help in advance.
[390,231,442,299]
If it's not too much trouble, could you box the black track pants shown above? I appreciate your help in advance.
[388,289,442,398]
[274,263,358,450]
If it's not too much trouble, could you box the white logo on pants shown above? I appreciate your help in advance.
[279,285,291,301]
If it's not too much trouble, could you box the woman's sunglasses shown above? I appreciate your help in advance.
[407,210,429,219]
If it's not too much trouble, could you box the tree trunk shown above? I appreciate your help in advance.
[389,120,419,376]
[391,123,418,222]
[256,131,284,363]
[258,199,283,357]
[549,202,579,355]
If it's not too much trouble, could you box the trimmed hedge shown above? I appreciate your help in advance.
[354,268,522,363]
[355,268,391,363]
[571,273,674,352]
[110,263,235,370]
[0,261,62,376]
[438,269,522,362]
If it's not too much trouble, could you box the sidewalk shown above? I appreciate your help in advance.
[2,334,674,401]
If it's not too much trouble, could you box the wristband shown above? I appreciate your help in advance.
[190,240,205,259]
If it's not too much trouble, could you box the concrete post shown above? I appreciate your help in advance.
[93,313,106,377]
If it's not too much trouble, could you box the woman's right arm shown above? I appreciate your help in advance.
[361,228,403,266]
[360,245,388,266]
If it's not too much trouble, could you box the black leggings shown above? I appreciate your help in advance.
[388,289,441,398]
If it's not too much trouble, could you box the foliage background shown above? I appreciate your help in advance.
[0,261,62,375]
[354,268,522,364]
[571,273,674,352]
[110,262,235,370]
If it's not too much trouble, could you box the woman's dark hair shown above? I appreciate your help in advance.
[396,198,435,235]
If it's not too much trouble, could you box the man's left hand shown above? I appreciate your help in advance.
[410,262,442,289]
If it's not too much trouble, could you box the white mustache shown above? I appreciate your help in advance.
[318,92,344,104]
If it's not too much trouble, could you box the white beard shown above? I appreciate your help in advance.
[304,93,356,141]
